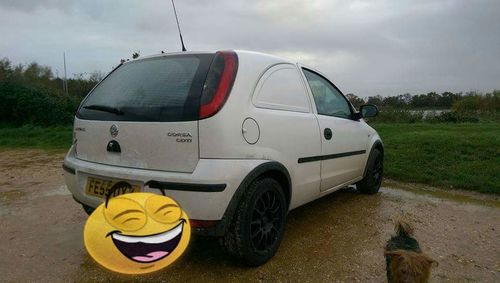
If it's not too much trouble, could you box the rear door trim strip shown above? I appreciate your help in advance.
[298,150,366,163]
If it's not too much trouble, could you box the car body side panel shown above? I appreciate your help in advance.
[199,52,322,210]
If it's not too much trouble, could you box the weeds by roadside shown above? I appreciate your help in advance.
[369,109,499,123]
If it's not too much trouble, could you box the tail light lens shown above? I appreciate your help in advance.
[199,51,238,119]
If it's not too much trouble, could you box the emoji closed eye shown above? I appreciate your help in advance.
[146,195,182,224]
[155,204,177,215]
[104,197,147,231]
[113,209,143,223]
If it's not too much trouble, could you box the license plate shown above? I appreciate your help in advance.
[85,177,141,199]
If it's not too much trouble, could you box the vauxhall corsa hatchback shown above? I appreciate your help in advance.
[64,50,383,265]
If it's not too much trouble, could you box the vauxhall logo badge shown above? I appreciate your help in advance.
[110,125,119,138]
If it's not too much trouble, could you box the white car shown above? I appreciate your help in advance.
[63,50,383,266]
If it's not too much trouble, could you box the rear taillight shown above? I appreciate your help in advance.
[199,51,238,119]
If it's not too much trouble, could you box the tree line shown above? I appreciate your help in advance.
[0,57,498,126]
[346,91,499,112]
[0,58,103,126]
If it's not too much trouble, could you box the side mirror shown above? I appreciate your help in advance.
[360,104,378,118]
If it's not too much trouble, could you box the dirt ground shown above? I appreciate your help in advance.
[0,149,499,282]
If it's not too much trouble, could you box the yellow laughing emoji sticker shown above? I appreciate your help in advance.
[84,192,190,274]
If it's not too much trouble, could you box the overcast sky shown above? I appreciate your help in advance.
[0,0,499,97]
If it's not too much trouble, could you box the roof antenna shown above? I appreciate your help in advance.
[171,0,187,52]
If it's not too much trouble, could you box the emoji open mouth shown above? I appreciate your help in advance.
[110,220,185,263]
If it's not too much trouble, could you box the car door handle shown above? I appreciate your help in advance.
[324,128,332,140]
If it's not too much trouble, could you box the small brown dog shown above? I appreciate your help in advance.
[384,221,437,283]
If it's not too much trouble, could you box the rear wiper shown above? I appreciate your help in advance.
[83,105,124,115]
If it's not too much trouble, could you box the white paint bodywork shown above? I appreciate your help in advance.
[75,120,199,172]
[64,50,382,221]
[65,145,266,220]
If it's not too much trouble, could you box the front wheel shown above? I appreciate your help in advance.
[357,148,383,194]
[222,178,287,266]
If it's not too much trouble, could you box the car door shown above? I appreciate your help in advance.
[250,64,322,203]
[301,68,369,192]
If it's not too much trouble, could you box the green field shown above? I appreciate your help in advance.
[0,124,72,150]
[0,123,498,194]
[372,123,500,194]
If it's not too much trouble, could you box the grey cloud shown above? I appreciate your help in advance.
[1,0,498,96]
[0,0,75,13]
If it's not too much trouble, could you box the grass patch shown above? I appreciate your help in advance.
[1,123,498,194]
[0,124,72,151]
[372,123,500,194]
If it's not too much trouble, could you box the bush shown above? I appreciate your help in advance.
[426,111,480,123]
[370,109,424,123]
[369,107,500,124]
[0,57,96,126]
[0,82,80,126]
[452,91,500,113]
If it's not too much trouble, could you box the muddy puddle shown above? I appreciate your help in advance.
[0,150,498,282]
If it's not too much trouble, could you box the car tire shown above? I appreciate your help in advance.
[357,148,383,194]
[222,177,287,266]
[82,204,95,215]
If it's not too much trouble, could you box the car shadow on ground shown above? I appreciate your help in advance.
[184,187,371,265]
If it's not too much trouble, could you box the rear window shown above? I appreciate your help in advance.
[77,54,214,122]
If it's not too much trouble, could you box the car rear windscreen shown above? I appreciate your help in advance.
[77,53,214,122]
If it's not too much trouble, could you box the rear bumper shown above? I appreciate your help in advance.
[63,145,266,235]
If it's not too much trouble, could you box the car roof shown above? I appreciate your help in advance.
[127,50,294,65]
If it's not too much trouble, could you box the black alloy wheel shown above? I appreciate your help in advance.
[372,154,383,186]
[222,177,287,266]
[357,148,383,194]
[250,189,283,251]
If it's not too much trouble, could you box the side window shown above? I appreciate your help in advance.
[302,69,351,119]
[254,65,310,113]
